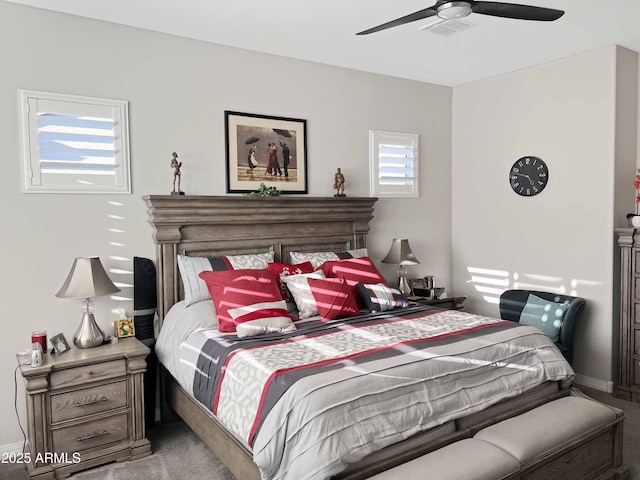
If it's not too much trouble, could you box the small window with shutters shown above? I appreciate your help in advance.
[19,90,131,194]
[369,130,419,198]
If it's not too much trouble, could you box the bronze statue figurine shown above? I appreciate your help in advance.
[171,152,184,195]
[334,168,346,197]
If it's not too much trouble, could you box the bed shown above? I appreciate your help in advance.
[144,195,575,480]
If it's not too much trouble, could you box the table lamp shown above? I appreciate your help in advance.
[381,238,420,296]
[55,257,120,348]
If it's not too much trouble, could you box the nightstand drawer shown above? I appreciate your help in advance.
[52,412,129,453]
[50,360,126,389]
[50,380,127,423]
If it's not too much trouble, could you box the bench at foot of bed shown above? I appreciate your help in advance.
[370,390,629,480]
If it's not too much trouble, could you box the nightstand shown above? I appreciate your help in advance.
[18,337,152,479]
[408,295,467,310]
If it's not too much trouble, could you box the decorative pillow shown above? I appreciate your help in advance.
[318,256,386,305]
[198,267,283,332]
[281,270,326,319]
[268,261,314,301]
[346,248,368,258]
[289,251,341,269]
[228,300,295,338]
[356,283,409,312]
[308,277,359,321]
[289,249,367,269]
[178,252,274,306]
[318,256,385,284]
[519,294,569,342]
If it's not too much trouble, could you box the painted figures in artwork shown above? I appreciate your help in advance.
[279,140,290,178]
[248,146,258,172]
[266,143,275,175]
[334,168,346,197]
[266,143,283,177]
[171,152,184,195]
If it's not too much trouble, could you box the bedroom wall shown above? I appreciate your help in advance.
[451,46,638,390]
[0,2,452,450]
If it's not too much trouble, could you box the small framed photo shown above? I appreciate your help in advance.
[114,318,135,338]
[50,333,71,355]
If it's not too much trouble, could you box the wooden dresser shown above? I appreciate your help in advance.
[616,228,640,402]
[19,337,152,479]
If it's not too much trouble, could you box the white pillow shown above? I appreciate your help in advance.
[289,251,340,269]
[177,256,213,307]
[229,300,296,338]
[281,270,326,318]
[289,249,368,269]
[346,248,368,258]
[177,252,275,307]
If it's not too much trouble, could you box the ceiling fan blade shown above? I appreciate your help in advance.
[356,7,438,35]
[471,1,564,21]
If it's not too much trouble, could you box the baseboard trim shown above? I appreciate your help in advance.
[0,440,25,456]
[574,373,614,393]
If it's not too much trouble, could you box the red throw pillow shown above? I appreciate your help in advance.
[199,268,283,332]
[308,277,359,321]
[268,261,314,301]
[318,256,386,284]
[318,257,386,305]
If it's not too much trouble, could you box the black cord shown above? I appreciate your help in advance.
[14,363,28,453]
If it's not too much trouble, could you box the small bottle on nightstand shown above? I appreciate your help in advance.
[30,343,42,367]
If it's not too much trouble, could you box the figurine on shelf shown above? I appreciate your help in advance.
[334,168,346,197]
[171,152,185,195]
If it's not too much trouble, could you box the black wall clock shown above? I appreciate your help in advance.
[509,156,548,197]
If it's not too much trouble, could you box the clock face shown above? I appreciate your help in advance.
[509,156,548,197]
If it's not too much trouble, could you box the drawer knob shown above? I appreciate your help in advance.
[76,430,108,442]
[87,370,94,375]
[75,395,108,407]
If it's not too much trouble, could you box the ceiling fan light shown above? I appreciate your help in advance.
[437,1,472,20]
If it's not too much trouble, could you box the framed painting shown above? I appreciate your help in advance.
[225,111,308,194]
[114,318,135,338]
[50,333,71,355]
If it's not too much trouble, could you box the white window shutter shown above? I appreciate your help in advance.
[19,90,131,194]
[369,130,419,198]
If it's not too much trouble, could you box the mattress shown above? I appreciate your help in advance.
[156,301,574,480]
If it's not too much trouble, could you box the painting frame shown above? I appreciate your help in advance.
[50,333,71,355]
[114,318,136,338]
[225,111,308,194]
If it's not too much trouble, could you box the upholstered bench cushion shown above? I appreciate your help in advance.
[368,438,520,480]
[474,396,617,463]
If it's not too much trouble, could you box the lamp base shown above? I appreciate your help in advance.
[397,265,412,296]
[73,312,105,348]
[398,275,412,296]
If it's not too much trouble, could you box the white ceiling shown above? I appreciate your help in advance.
[7,0,640,86]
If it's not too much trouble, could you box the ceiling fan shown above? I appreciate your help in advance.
[356,1,564,35]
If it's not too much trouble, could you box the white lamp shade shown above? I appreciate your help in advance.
[381,238,420,266]
[55,257,120,299]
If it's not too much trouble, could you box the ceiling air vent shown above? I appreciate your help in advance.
[419,18,475,36]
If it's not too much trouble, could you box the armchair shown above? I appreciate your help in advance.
[499,289,585,364]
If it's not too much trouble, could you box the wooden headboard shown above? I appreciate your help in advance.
[143,195,377,325]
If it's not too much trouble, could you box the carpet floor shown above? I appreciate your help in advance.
[1,386,638,480]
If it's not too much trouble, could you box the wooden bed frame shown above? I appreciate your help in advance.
[143,195,617,480]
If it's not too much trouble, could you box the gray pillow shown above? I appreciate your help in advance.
[519,294,569,342]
